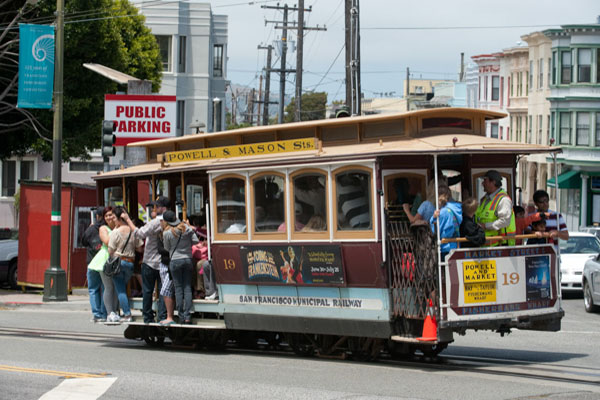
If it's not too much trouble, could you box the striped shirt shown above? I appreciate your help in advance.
[528,209,567,251]
[530,209,567,233]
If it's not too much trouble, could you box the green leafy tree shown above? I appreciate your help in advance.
[0,0,162,161]
[284,91,327,123]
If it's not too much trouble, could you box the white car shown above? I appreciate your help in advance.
[560,232,600,293]
[580,226,600,239]
[583,255,600,312]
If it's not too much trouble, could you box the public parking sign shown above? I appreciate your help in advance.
[104,94,176,145]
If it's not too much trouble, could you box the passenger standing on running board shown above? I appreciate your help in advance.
[122,196,170,324]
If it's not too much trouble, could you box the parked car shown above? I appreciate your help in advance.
[0,230,18,289]
[580,226,600,239]
[560,232,600,293]
[583,254,600,313]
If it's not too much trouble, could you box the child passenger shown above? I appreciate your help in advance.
[526,214,550,245]
[430,185,462,260]
[459,197,486,248]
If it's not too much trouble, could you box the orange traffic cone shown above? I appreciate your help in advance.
[417,299,438,342]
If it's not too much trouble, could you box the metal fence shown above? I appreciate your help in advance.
[386,206,439,323]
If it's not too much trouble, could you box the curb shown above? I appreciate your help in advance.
[0,290,90,311]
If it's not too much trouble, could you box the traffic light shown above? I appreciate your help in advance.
[335,106,350,118]
[102,120,116,158]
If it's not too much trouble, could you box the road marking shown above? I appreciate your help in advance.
[0,364,108,379]
[39,377,117,400]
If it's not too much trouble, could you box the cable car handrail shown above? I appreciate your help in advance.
[441,233,554,244]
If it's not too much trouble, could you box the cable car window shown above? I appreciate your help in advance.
[215,177,246,234]
[187,185,204,218]
[103,185,123,207]
[293,172,327,232]
[336,170,372,230]
[422,117,471,130]
[253,174,285,233]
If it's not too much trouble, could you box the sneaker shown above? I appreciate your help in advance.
[107,312,121,323]
[121,315,132,322]
[205,292,218,300]
[93,317,107,323]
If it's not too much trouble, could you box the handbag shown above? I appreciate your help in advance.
[103,231,132,277]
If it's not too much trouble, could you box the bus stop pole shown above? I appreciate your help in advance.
[44,0,68,301]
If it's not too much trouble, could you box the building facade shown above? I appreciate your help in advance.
[465,62,479,108]
[138,1,228,134]
[545,21,600,230]
[520,32,553,209]
[471,53,510,139]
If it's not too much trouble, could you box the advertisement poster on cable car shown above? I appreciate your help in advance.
[239,245,344,285]
[445,245,558,321]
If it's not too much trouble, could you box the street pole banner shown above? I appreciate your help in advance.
[17,24,55,109]
[104,94,177,145]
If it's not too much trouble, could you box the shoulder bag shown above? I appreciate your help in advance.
[104,231,132,277]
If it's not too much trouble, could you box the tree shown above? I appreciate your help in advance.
[0,0,162,161]
[284,91,327,123]
[0,0,49,159]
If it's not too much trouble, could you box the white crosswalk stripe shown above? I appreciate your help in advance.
[39,377,117,400]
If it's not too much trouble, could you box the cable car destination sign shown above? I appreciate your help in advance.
[164,138,317,163]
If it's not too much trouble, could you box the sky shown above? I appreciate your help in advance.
[215,0,600,103]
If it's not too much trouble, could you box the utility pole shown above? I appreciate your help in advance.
[295,0,304,122]
[460,52,465,82]
[246,89,256,124]
[257,74,263,125]
[263,3,325,123]
[257,45,275,126]
[44,0,67,301]
[264,3,290,124]
[348,0,361,116]
[405,67,410,111]
[344,0,351,110]
[230,89,237,126]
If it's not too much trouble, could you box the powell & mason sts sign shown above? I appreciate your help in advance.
[164,138,317,163]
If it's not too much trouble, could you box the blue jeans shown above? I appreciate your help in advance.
[142,263,166,323]
[170,258,193,322]
[113,260,134,316]
[87,269,106,319]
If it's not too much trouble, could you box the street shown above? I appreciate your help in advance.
[0,294,598,400]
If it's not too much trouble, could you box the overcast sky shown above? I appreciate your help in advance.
[216,0,599,102]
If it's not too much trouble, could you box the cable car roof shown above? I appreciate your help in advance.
[95,131,560,180]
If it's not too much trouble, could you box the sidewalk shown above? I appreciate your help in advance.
[0,288,90,311]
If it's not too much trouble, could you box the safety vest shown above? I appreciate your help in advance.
[475,190,516,247]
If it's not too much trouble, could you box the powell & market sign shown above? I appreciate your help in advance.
[164,138,317,163]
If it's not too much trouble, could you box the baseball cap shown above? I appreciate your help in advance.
[484,170,502,186]
[162,210,180,226]
[155,196,170,208]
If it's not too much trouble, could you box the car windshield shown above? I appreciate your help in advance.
[559,236,600,254]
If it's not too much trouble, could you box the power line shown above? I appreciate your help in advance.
[212,0,279,8]
[362,24,561,31]
[311,43,344,90]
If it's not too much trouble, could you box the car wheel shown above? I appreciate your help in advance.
[583,281,599,313]
[8,260,18,290]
